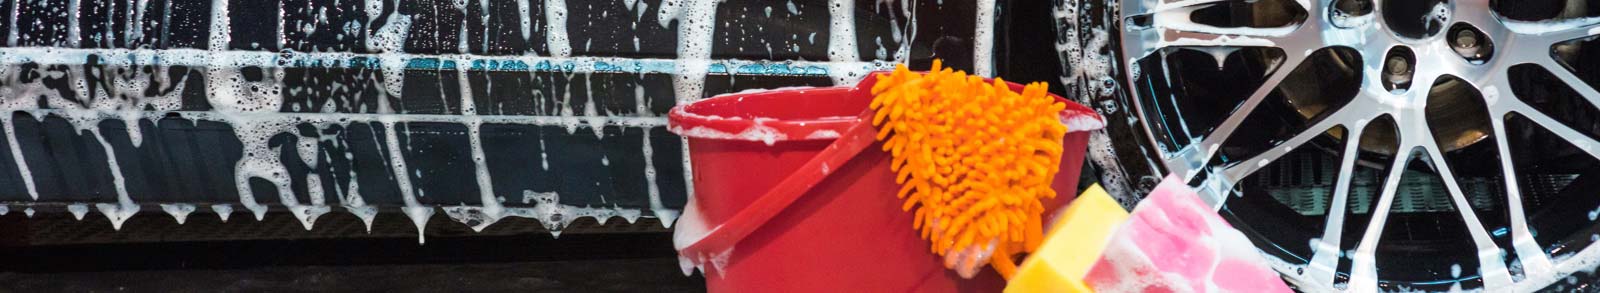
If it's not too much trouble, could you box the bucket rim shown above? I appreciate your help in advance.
[665,72,1105,146]
[667,86,865,144]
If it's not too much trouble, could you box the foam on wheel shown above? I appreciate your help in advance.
[1056,0,1600,290]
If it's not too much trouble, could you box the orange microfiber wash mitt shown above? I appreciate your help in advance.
[869,61,1069,278]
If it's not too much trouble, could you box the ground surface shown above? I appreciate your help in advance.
[0,258,702,292]
[0,212,705,292]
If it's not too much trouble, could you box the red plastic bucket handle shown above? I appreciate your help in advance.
[677,106,879,259]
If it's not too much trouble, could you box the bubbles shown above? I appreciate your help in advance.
[1099,76,1117,96]
[545,0,572,57]
[827,0,862,86]
[464,119,504,232]
[973,0,996,76]
[0,0,759,241]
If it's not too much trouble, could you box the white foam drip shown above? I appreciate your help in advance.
[0,0,796,240]
[209,0,230,50]
[0,48,885,78]
[678,246,734,277]
[1061,112,1107,131]
[379,117,433,243]
[538,135,550,169]
[527,190,640,237]
[130,0,150,46]
[0,204,7,216]
[669,124,787,146]
[805,129,841,139]
[662,0,721,225]
[67,203,89,220]
[452,0,470,53]
[160,203,196,224]
[1,115,38,200]
[517,0,534,42]
[1503,17,1600,35]
[1052,0,1134,205]
[672,197,732,275]
[0,61,34,203]
[87,127,140,230]
[403,204,435,243]
[65,0,81,47]
[5,0,16,47]
[463,119,503,231]
[297,136,320,168]
[342,172,378,232]
[827,0,862,86]
[23,207,34,218]
[642,130,677,227]
[973,0,995,77]
[211,204,233,222]
[295,172,332,229]
[368,9,412,107]
[545,0,572,57]
[582,75,607,138]
[560,86,580,134]
[659,0,716,100]
[633,82,650,117]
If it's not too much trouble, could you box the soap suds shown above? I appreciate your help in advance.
[161,203,197,225]
[0,0,917,247]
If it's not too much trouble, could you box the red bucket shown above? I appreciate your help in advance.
[669,72,1104,292]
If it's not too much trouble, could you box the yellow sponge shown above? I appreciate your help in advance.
[1004,184,1129,293]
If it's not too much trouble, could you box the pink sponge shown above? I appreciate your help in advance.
[1084,176,1291,293]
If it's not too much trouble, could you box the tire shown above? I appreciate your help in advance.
[1057,0,1600,291]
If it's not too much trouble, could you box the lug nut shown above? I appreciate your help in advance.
[1450,25,1494,62]
[1385,54,1413,90]
[1454,29,1478,49]
[1387,57,1409,75]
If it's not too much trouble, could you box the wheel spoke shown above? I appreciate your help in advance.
[1348,146,1416,292]
[1149,0,1314,14]
[1506,101,1600,160]
[1126,0,1309,55]
[1152,7,1299,49]
[1305,119,1367,287]
[1117,0,1597,288]
[1422,143,1514,289]
[1452,0,1502,32]
[1153,23,1299,49]
[1537,59,1600,107]
[1164,53,1308,181]
[1505,17,1600,46]
[1221,105,1360,181]
[1150,0,1234,11]
[1488,102,1557,282]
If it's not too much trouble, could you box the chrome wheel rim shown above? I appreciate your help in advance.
[1117,0,1600,290]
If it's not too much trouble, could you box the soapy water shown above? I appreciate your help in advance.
[0,0,955,246]
[1053,0,1142,207]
